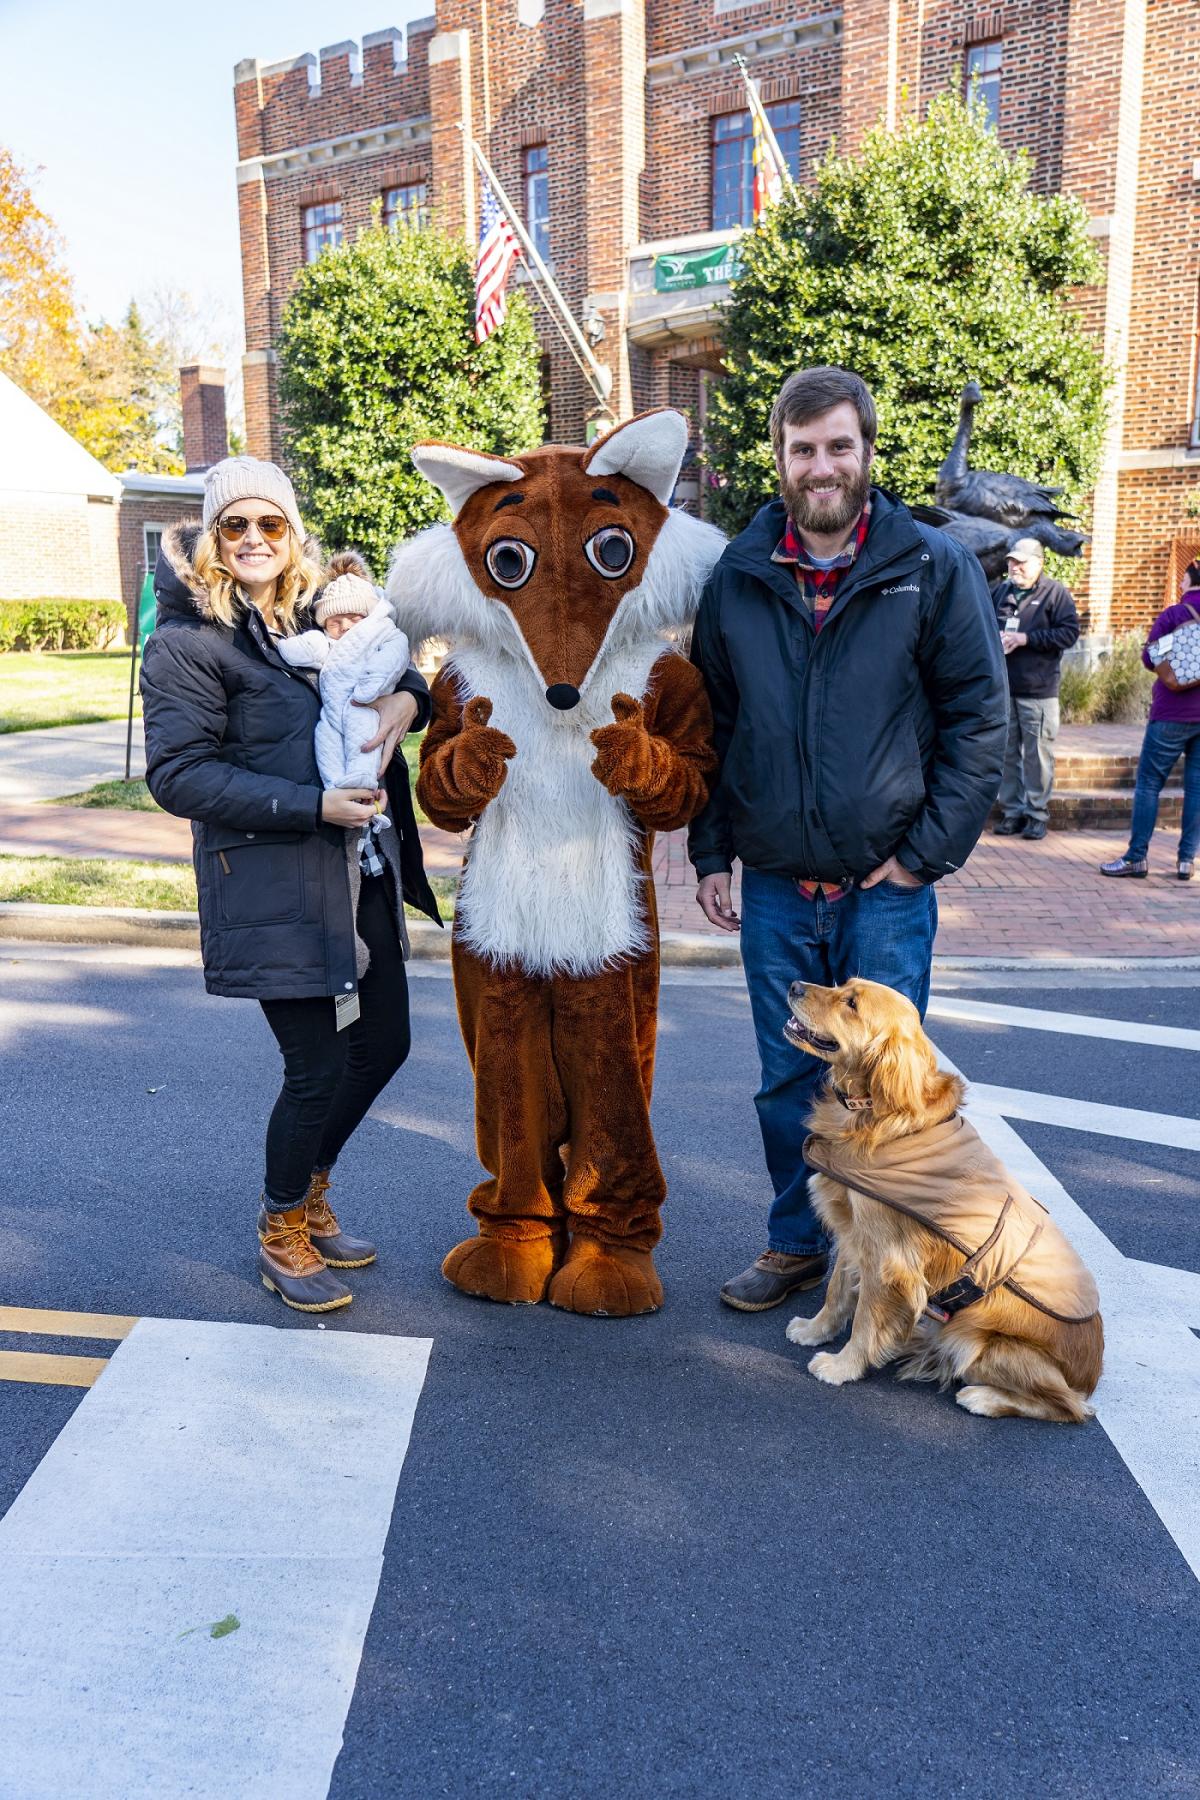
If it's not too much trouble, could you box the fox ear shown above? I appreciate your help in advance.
[583,408,688,506]
[411,443,523,518]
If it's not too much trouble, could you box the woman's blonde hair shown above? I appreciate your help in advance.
[193,525,327,631]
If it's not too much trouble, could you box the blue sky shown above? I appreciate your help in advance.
[0,0,429,349]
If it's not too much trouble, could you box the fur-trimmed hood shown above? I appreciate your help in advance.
[153,519,331,625]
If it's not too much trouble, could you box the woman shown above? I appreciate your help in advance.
[140,456,441,1312]
[1100,560,1200,882]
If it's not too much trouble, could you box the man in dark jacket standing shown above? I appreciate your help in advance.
[688,367,1007,1311]
[990,538,1081,841]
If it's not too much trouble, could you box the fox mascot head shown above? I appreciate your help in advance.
[386,409,724,698]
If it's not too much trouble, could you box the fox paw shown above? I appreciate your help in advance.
[548,1237,663,1318]
[442,1234,558,1306]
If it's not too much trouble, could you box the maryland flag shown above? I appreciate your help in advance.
[751,103,785,217]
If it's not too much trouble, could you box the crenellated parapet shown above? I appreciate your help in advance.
[233,21,436,162]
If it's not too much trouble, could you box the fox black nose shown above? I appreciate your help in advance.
[546,683,581,710]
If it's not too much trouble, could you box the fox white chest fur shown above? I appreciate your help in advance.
[449,639,666,976]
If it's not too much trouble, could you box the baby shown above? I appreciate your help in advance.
[278,552,413,793]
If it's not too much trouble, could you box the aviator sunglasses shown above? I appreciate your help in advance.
[217,513,290,543]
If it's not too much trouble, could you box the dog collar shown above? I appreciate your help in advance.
[829,1079,871,1112]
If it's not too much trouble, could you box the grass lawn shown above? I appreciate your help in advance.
[0,853,458,921]
[0,650,140,734]
[0,855,194,909]
[50,778,160,810]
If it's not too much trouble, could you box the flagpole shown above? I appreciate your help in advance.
[470,139,613,410]
[734,56,798,198]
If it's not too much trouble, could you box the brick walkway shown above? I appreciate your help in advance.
[2,790,1195,960]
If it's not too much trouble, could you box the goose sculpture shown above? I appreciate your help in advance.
[935,381,1079,530]
[910,502,1088,582]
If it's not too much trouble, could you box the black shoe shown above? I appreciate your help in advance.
[991,816,1026,836]
[1179,858,1195,882]
[720,1250,828,1312]
[1021,820,1048,840]
[1099,855,1147,878]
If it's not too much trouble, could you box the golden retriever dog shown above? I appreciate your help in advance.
[783,979,1103,1423]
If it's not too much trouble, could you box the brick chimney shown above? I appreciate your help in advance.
[180,365,229,472]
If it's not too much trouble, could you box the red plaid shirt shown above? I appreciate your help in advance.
[771,500,872,632]
[771,501,872,901]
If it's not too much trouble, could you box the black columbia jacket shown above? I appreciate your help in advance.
[687,489,1007,885]
[140,524,440,1001]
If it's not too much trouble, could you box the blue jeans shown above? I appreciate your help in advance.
[739,866,938,1256]
[1127,720,1200,862]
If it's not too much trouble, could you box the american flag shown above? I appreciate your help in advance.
[474,179,522,345]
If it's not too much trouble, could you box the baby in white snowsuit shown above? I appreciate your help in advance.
[278,554,412,790]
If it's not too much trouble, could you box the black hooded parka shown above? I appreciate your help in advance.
[687,489,1008,885]
[139,524,441,1001]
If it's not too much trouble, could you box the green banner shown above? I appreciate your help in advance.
[653,245,743,293]
[137,570,156,647]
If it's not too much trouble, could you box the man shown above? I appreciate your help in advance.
[990,538,1081,841]
[688,367,1007,1312]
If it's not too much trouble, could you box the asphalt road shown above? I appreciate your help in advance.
[1,944,1198,1798]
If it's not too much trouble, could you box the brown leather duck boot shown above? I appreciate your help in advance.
[303,1170,377,1270]
[259,1202,352,1313]
[256,1172,377,1271]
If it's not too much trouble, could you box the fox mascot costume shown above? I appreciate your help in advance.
[388,409,724,1317]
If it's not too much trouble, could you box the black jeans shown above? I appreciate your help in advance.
[259,873,411,1210]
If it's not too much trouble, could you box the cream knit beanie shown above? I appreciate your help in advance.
[314,572,379,628]
[202,457,305,540]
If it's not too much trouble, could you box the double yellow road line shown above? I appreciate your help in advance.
[0,1307,137,1388]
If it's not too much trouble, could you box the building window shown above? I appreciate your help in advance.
[523,145,550,262]
[383,183,428,230]
[965,40,1003,131]
[142,524,164,577]
[302,201,343,263]
[710,100,801,231]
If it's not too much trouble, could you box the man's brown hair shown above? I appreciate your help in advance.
[770,367,878,467]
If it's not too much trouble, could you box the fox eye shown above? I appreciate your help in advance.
[485,538,536,589]
[843,994,858,1011]
[585,525,635,579]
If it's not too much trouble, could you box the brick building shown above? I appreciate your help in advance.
[232,0,1200,633]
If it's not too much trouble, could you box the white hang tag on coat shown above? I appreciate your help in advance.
[335,991,361,1032]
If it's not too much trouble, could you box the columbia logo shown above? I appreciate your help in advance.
[882,583,919,596]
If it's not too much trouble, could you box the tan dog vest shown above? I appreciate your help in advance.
[803,1112,1100,1324]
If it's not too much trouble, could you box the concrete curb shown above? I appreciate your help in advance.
[3,902,1198,972]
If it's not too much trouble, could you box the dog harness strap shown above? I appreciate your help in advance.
[924,1273,987,1323]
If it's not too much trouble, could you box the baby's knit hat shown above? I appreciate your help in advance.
[314,551,380,627]
[202,456,305,540]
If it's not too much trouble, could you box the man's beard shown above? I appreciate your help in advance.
[781,463,872,537]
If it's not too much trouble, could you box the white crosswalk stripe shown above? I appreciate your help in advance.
[933,1034,1200,1586]
[0,1319,431,1799]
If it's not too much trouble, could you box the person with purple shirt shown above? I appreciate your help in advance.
[1100,560,1200,882]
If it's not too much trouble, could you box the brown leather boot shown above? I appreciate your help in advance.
[256,1173,377,1270]
[303,1170,377,1270]
[259,1202,352,1313]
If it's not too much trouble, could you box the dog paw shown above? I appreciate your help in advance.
[808,1350,862,1386]
[956,1384,1002,1417]
[786,1315,829,1347]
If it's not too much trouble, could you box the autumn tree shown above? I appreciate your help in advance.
[54,302,184,475]
[0,146,78,408]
